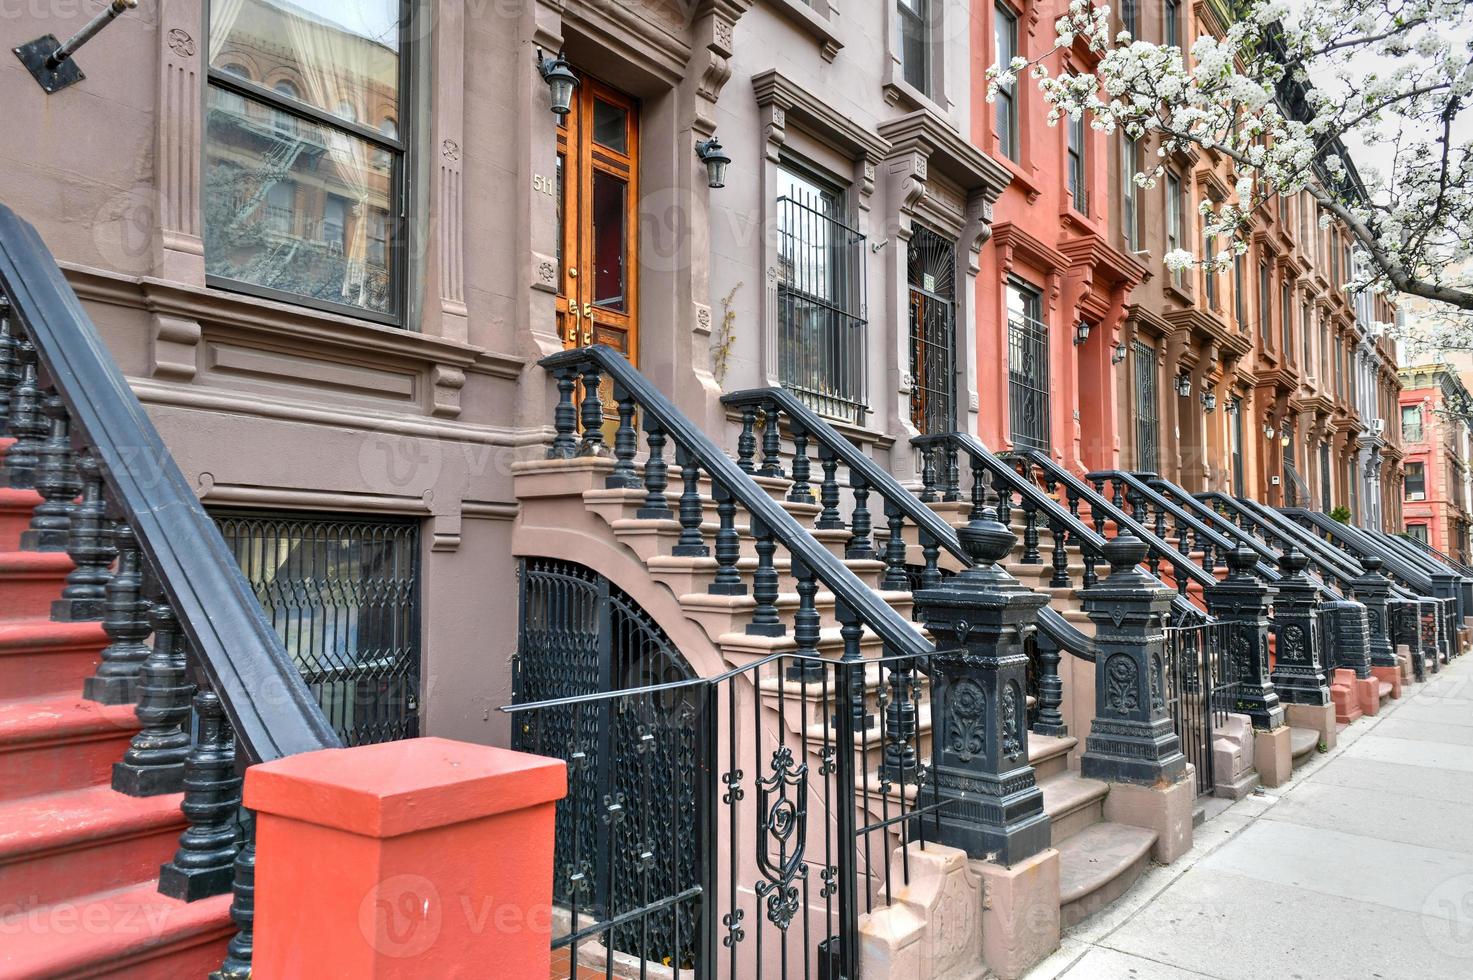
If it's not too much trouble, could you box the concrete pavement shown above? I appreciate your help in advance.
[1027,653,1473,979]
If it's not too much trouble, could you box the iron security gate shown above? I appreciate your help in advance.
[1007,282,1050,451]
[511,560,941,979]
[908,224,957,435]
[212,511,421,746]
[1162,621,1241,795]
[1133,340,1159,473]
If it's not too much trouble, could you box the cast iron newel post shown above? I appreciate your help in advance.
[1351,555,1399,670]
[1078,535,1188,785]
[1269,549,1331,706]
[914,507,1049,866]
[1206,546,1285,731]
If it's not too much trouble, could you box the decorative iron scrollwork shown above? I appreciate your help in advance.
[1280,624,1304,658]
[1002,680,1022,761]
[1105,654,1139,715]
[755,746,809,931]
[946,678,987,761]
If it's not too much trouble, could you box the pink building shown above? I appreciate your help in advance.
[1398,364,1472,562]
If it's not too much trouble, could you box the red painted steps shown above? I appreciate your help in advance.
[0,696,140,802]
[0,551,76,622]
[0,487,41,552]
[0,618,107,700]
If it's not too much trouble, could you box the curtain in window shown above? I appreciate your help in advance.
[208,0,247,62]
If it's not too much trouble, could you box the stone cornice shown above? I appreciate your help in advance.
[752,69,892,163]
[877,109,1013,198]
[991,221,1071,275]
[1057,234,1149,288]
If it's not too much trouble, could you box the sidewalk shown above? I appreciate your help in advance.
[1028,654,1473,979]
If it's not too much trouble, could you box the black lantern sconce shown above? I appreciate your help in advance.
[1174,373,1192,398]
[536,49,578,117]
[1202,391,1217,413]
[1073,320,1092,346]
[1111,343,1128,365]
[695,136,732,189]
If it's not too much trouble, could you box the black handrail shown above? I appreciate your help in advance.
[1395,532,1473,577]
[1199,492,1369,595]
[1013,449,1217,598]
[719,392,1101,661]
[545,347,930,658]
[0,205,338,762]
[1284,507,1441,598]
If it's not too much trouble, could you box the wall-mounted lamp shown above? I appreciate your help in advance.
[1175,373,1192,398]
[695,136,732,189]
[1226,398,1241,416]
[1202,391,1217,413]
[1112,343,1128,365]
[14,0,137,93]
[1281,432,1292,448]
[536,49,578,117]
[1073,320,1092,346]
[1264,423,1277,440]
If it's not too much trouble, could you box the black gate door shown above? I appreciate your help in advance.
[514,558,701,967]
[1163,621,1239,796]
[908,224,957,436]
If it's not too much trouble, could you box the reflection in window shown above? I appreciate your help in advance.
[592,100,627,153]
[994,5,1019,161]
[204,0,404,319]
[898,0,931,95]
[591,170,627,311]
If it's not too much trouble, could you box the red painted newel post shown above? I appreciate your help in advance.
[245,737,566,978]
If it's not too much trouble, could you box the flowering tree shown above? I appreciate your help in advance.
[988,0,1473,345]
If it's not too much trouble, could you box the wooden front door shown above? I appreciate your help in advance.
[557,75,639,366]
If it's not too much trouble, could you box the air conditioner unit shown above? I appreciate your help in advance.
[1371,418,1385,435]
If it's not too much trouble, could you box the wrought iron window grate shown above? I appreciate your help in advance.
[1133,340,1159,473]
[211,510,420,746]
[775,191,868,423]
[1007,284,1051,452]
[908,224,957,436]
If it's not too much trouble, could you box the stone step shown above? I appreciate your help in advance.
[1290,726,1320,766]
[1057,821,1158,927]
[1038,771,1109,844]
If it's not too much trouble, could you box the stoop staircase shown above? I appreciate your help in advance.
[0,460,235,978]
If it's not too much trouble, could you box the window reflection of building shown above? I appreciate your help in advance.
[202,0,403,321]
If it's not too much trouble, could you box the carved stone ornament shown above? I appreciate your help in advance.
[166,29,196,57]
[441,139,461,161]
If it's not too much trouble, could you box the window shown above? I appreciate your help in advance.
[1280,278,1292,361]
[908,225,958,435]
[1164,0,1180,46]
[1406,461,1426,501]
[1203,217,1218,308]
[898,0,932,95]
[1007,281,1050,451]
[1234,252,1246,328]
[776,164,867,422]
[204,0,407,322]
[1258,261,1272,345]
[1230,397,1246,496]
[1407,523,1429,544]
[994,5,1019,162]
[1302,302,1312,367]
[1133,341,1160,472]
[264,180,295,236]
[213,511,421,746]
[1068,114,1087,213]
[1122,0,1138,36]
[1402,404,1423,442]
[1122,136,1140,250]
[1166,172,1183,287]
[1320,441,1332,510]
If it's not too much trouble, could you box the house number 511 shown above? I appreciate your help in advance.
[533,174,555,196]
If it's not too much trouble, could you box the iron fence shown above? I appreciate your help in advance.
[1162,621,1242,795]
[511,564,941,978]
[212,510,420,745]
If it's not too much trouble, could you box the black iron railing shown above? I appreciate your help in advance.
[1198,492,1363,596]
[1006,305,1050,451]
[0,203,338,978]
[1163,621,1242,796]
[506,648,943,979]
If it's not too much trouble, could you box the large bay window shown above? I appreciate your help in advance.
[203,0,408,323]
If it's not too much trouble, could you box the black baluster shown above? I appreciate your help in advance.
[746,516,784,637]
[919,445,939,503]
[577,364,606,456]
[1089,482,1107,535]
[993,478,1013,529]
[83,521,151,704]
[919,529,942,589]
[212,812,256,980]
[1050,520,1071,588]
[3,340,45,488]
[788,557,823,682]
[846,473,875,560]
[1032,635,1067,736]
[1111,479,1125,513]
[673,447,708,557]
[816,446,843,529]
[788,422,814,504]
[709,486,745,595]
[880,653,917,783]
[882,501,909,591]
[547,366,579,459]
[21,392,80,551]
[970,455,987,515]
[760,401,784,477]
[736,405,758,473]
[159,684,243,900]
[636,423,672,519]
[113,602,193,796]
[835,602,872,730]
[1153,502,1167,544]
[1021,498,1042,564]
[1066,486,1082,519]
[1082,543,1100,588]
[943,445,962,502]
[606,386,640,489]
[54,450,115,620]
[0,296,19,424]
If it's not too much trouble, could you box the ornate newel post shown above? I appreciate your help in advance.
[1353,556,1403,698]
[1078,535,1187,787]
[908,507,1061,980]
[1271,549,1336,751]
[1207,546,1291,786]
[1206,547,1284,731]
[914,509,1049,866]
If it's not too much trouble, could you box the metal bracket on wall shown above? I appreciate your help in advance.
[13,0,136,94]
